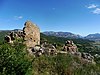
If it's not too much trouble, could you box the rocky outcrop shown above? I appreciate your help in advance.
[5,35,13,43]
[30,41,57,57]
[62,40,95,64]
[63,40,78,54]
[4,31,15,43]
[4,30,23,43]
[23,21,40,48]
[41,42,57,56]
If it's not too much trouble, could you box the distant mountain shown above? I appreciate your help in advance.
[85,33,100,41]
[43,31,82,38]
[13,29,22,32]
[43,31,100,41]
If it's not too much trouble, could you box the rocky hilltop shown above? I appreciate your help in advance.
[1,21,100,75]
[4,21,96,64]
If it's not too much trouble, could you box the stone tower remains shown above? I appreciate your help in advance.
[23,21,40,48]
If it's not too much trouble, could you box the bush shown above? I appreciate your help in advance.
[0,42,32,75]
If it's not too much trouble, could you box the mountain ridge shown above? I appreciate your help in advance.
[84,33,100,41]
[43,31,82,38]
[43,31,100,41]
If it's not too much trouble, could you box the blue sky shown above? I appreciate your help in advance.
[0,0,100,36]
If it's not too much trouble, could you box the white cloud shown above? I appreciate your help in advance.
[14,16,23,20]
[86,4,100,15]
[18,16,23,19]
[92,8,100,14]
[87,4,97,9]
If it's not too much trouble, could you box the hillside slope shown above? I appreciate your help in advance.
[0,31,100,75]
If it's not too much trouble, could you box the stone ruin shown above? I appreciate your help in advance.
[5,34,13,43]
[62,40,95,64]
[23,21,40,48]
[4,21,40,46]
[4,21,57,57]
[4,21,95,64]
[4,30,23,43]
[27,40,57,57]
[63,40,78,54]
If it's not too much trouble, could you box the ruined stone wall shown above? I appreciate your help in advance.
[23,21,40,47]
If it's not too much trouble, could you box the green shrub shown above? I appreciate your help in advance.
[0,42,32,75]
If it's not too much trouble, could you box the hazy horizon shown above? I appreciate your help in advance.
[0,0,100,36]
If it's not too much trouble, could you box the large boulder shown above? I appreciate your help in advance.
[23,21,40,48]
[63,40,78,53]
[4,35,13,43]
